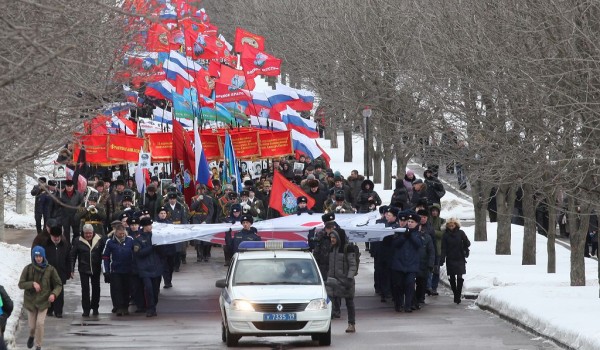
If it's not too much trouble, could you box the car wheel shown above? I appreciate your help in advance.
[225,323,240,347]
[221,322,226,342]
[318,326,331,346]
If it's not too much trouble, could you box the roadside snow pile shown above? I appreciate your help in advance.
[0,242,32,346]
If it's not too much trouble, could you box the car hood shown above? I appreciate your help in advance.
[232,285,326,302]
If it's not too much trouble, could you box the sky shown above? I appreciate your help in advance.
[2,133,599,349]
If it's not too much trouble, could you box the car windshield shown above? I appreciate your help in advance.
[233,258,321,286]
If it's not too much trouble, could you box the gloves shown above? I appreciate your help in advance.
[198,195,203,200]
[103,273,111,284]
[336,206,342,211]
[243,204,251,210]
[340,209,346,213]
[256,208,261,214]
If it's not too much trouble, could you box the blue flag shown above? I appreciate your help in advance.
[223,132,242,193]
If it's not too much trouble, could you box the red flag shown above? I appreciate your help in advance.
[146,23,171,52]
[234,27,265,53]
[269,171,316,216]
[193,68,214,97]
[214,82,251,103]
[208,61,221,77]
[218,64,255,91]
[241,45,281,78]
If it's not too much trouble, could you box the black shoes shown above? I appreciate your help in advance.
[163,284,173,289]
[93,309,99,316]
[82,310,90,317]
[27,336,34,348]
[55,313,63,318]
[145,310,157,317]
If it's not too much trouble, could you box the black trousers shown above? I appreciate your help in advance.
[110,273,131,311]
[392,270,416,311]
[63,218,80,244]
[130,273,146,310]
[162,255,176,285]
[80,272,101,312]
[415,275,427,304]
[48,286,65,315]
[142,276,161,312]
[34,211,43,234]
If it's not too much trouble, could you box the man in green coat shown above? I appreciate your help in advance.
[18,246,62,350]
[428,204,446,295]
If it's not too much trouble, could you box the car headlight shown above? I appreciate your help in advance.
[231,299,255,311]
[305,298,328,311]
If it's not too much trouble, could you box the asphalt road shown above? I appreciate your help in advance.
[7,229,562,350]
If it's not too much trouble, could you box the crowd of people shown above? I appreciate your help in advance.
[15,149,471,347]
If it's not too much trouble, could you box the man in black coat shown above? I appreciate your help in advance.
[43,225,71,318]
[306,179,328,213]
[31,177,47,234]
[423,169,445,206]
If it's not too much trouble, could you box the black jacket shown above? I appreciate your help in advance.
[44,237,71,283]
[0,284,13,332]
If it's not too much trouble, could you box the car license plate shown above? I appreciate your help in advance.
[263,313,297,321]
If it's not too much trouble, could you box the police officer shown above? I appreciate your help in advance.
[101,223,134,316]
[225,214,261,255]
[165,192,188,270]
[372,206,400,303]
[133,217,162,317]
[190,185,214,262]
[295,196,314,215]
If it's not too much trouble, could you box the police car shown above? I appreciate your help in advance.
[215,241,332,347]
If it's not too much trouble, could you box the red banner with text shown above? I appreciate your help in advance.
[107,134,145,163]
[147,132,172,162]
[259,130,293,158]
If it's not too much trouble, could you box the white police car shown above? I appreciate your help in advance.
[216,241,332,347]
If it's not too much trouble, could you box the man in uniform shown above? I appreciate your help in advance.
[295,196,314,215]
[190,185,214,262]
[60,179,84,243]
[165,192,188,272]
[225,214,261,255]
[75,193,107,239]
[133,217,162,317]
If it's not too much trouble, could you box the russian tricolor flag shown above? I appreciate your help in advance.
[250,115,287,131]
[193,118,213,189]
[295,88,315,111]
[145,80,176,101]
[281,106,319,138]
[291,130,327,160]
[265,83,300,116]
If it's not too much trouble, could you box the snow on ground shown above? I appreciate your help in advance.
[0,243,32,346]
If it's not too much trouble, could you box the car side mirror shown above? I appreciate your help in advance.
[215,279,227,288]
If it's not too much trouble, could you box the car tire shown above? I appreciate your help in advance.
[225,323,240,347]
[318,326,331,346]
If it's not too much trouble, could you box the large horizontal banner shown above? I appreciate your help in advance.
[151,212,406,245]
[76,135,110,165]
[107,134,145,163]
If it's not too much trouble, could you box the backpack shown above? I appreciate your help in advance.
[343,243,361,276]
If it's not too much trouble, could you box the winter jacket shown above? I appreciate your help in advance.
[346,175,364,205]
[328,201,354,214]
[356,187,382,213]
[440,227,471,275]
[102,235,134,274]
[403,174,416,200]
[326,244,357,299]
[417,231,435,278]
[133,231,163,278]
[43,238,71,283]
[143,192,160,219]
[59,189,84,218]
[329,185,354,206]
[0,285,14,332]
[307,188,328,213]
[190,195,214,224]
[31,185,45,215]
[70,234,104,275]
[225,227,261,254]
[410,184,429,209]
[429,204,446,256]
[424,176,445,205]
[312,229,333,279]
[18,262,62,312]
[390,227,422,273]
[391,179,410,209]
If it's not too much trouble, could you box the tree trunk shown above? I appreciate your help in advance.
[0,174,4,241]
[372,139,382,184]
[395,152,409,178]
[382,147,394,190]
[16,164,27,214]
[521,183,536,265]
[495,184,514,255]
[570,200,589,286]
[471,179,488,241]
[343,126,352,162]
[547,200,557,273]
[328,122,338,148]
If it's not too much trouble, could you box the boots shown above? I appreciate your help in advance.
[455,277,464,304]
[449,276,457,301]
[345,323,356,333]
